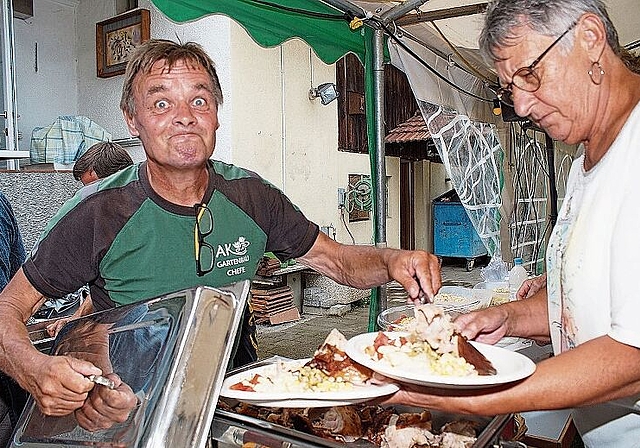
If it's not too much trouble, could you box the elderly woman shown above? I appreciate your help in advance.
[385,0,640,445]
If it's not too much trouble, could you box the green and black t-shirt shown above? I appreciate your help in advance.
[23,160,319,311]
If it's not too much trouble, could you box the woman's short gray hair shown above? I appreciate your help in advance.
[479,0,620,62]
[120,39,224,117]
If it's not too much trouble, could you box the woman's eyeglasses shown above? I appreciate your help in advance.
[496,21,578,106]
[194,203,214,277]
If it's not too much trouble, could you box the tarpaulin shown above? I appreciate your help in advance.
[30,116,112,165]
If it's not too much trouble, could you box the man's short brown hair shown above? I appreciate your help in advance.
[73,141,133,181]
[120,39,224,117]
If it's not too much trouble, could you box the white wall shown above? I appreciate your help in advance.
[12,0,405,250]
[415,160,450,252]
[228,27,387,247]
[14,0,79,151]
[76,0,234,155]
[75,0,121,137]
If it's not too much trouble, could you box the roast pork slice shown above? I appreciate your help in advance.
[455,335,496,376]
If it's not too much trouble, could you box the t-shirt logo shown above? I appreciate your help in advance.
[214,237,253,277]
[215,237,251,258]
[231,236,251,256]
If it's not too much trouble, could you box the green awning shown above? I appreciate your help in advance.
[151,0,369,64]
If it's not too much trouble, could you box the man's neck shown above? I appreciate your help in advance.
[145,162,209,206]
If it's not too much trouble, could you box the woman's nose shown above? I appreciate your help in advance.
[511,89,534,119]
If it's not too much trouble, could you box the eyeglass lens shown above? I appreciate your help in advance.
[195,204,214,276]
[196,204,213,236]
[197,241,214,276]
[498,66,542,106]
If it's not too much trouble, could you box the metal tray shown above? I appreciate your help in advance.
[11,281,250,448]
[211,357,517,448]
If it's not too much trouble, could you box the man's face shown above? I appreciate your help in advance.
[124,59,220,170]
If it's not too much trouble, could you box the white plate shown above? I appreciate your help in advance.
[220,358,399,407]
[345,332,536,389]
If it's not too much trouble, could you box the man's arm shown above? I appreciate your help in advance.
[297,232,441,302]
[0,269,101,415]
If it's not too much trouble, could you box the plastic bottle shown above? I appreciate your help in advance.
[508,258,528,300]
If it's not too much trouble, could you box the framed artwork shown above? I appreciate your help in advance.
[96,9,150,78]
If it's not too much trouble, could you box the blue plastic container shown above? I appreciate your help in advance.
[433,190,487,270]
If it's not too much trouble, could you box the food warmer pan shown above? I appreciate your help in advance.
[211,358,524,448]
[15,281,250,448]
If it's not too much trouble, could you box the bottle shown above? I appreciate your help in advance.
[508,258,528,301]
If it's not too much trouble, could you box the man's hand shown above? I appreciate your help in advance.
[75,373,138,432]
[388,250,441,304]
[46,317,73,338]
[25,354,102,416]
[46,297,95,338]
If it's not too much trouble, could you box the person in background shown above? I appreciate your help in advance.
[72,141,134,186]
[0,39,442,431]
[0,191,25,291]
[0,191,27,436]
[41,142,136,336]
[384,1,640,445]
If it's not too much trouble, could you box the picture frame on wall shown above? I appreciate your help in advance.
[96,9,150,78]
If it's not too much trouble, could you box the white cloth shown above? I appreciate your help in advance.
[546,102,640,446]
[30,116,112,164]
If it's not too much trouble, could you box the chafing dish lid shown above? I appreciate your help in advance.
[11,281,250,448]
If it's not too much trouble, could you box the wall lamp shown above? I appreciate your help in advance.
[308,82,339,105]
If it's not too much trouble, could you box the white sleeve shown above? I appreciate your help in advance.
[609,152,640,348]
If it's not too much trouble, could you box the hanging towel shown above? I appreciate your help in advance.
[30,116,112,164]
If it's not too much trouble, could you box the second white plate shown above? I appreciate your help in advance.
[345,332,536,389]
[220,358,399,407]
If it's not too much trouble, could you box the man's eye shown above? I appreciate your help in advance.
[193,97,206,107]
[155,100,169,109]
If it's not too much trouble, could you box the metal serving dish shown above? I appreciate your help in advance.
[13,281,250,448]
[211,358,519,448]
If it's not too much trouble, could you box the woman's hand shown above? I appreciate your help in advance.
[516,274,547,300]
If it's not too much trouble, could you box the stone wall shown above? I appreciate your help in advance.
[304,271,370,305]
[0,171,80,252]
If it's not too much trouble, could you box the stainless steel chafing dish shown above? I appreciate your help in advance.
[211,358,522,448]
[20,282,525,448]
[14,281,250,448]
[213,412,515,448]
